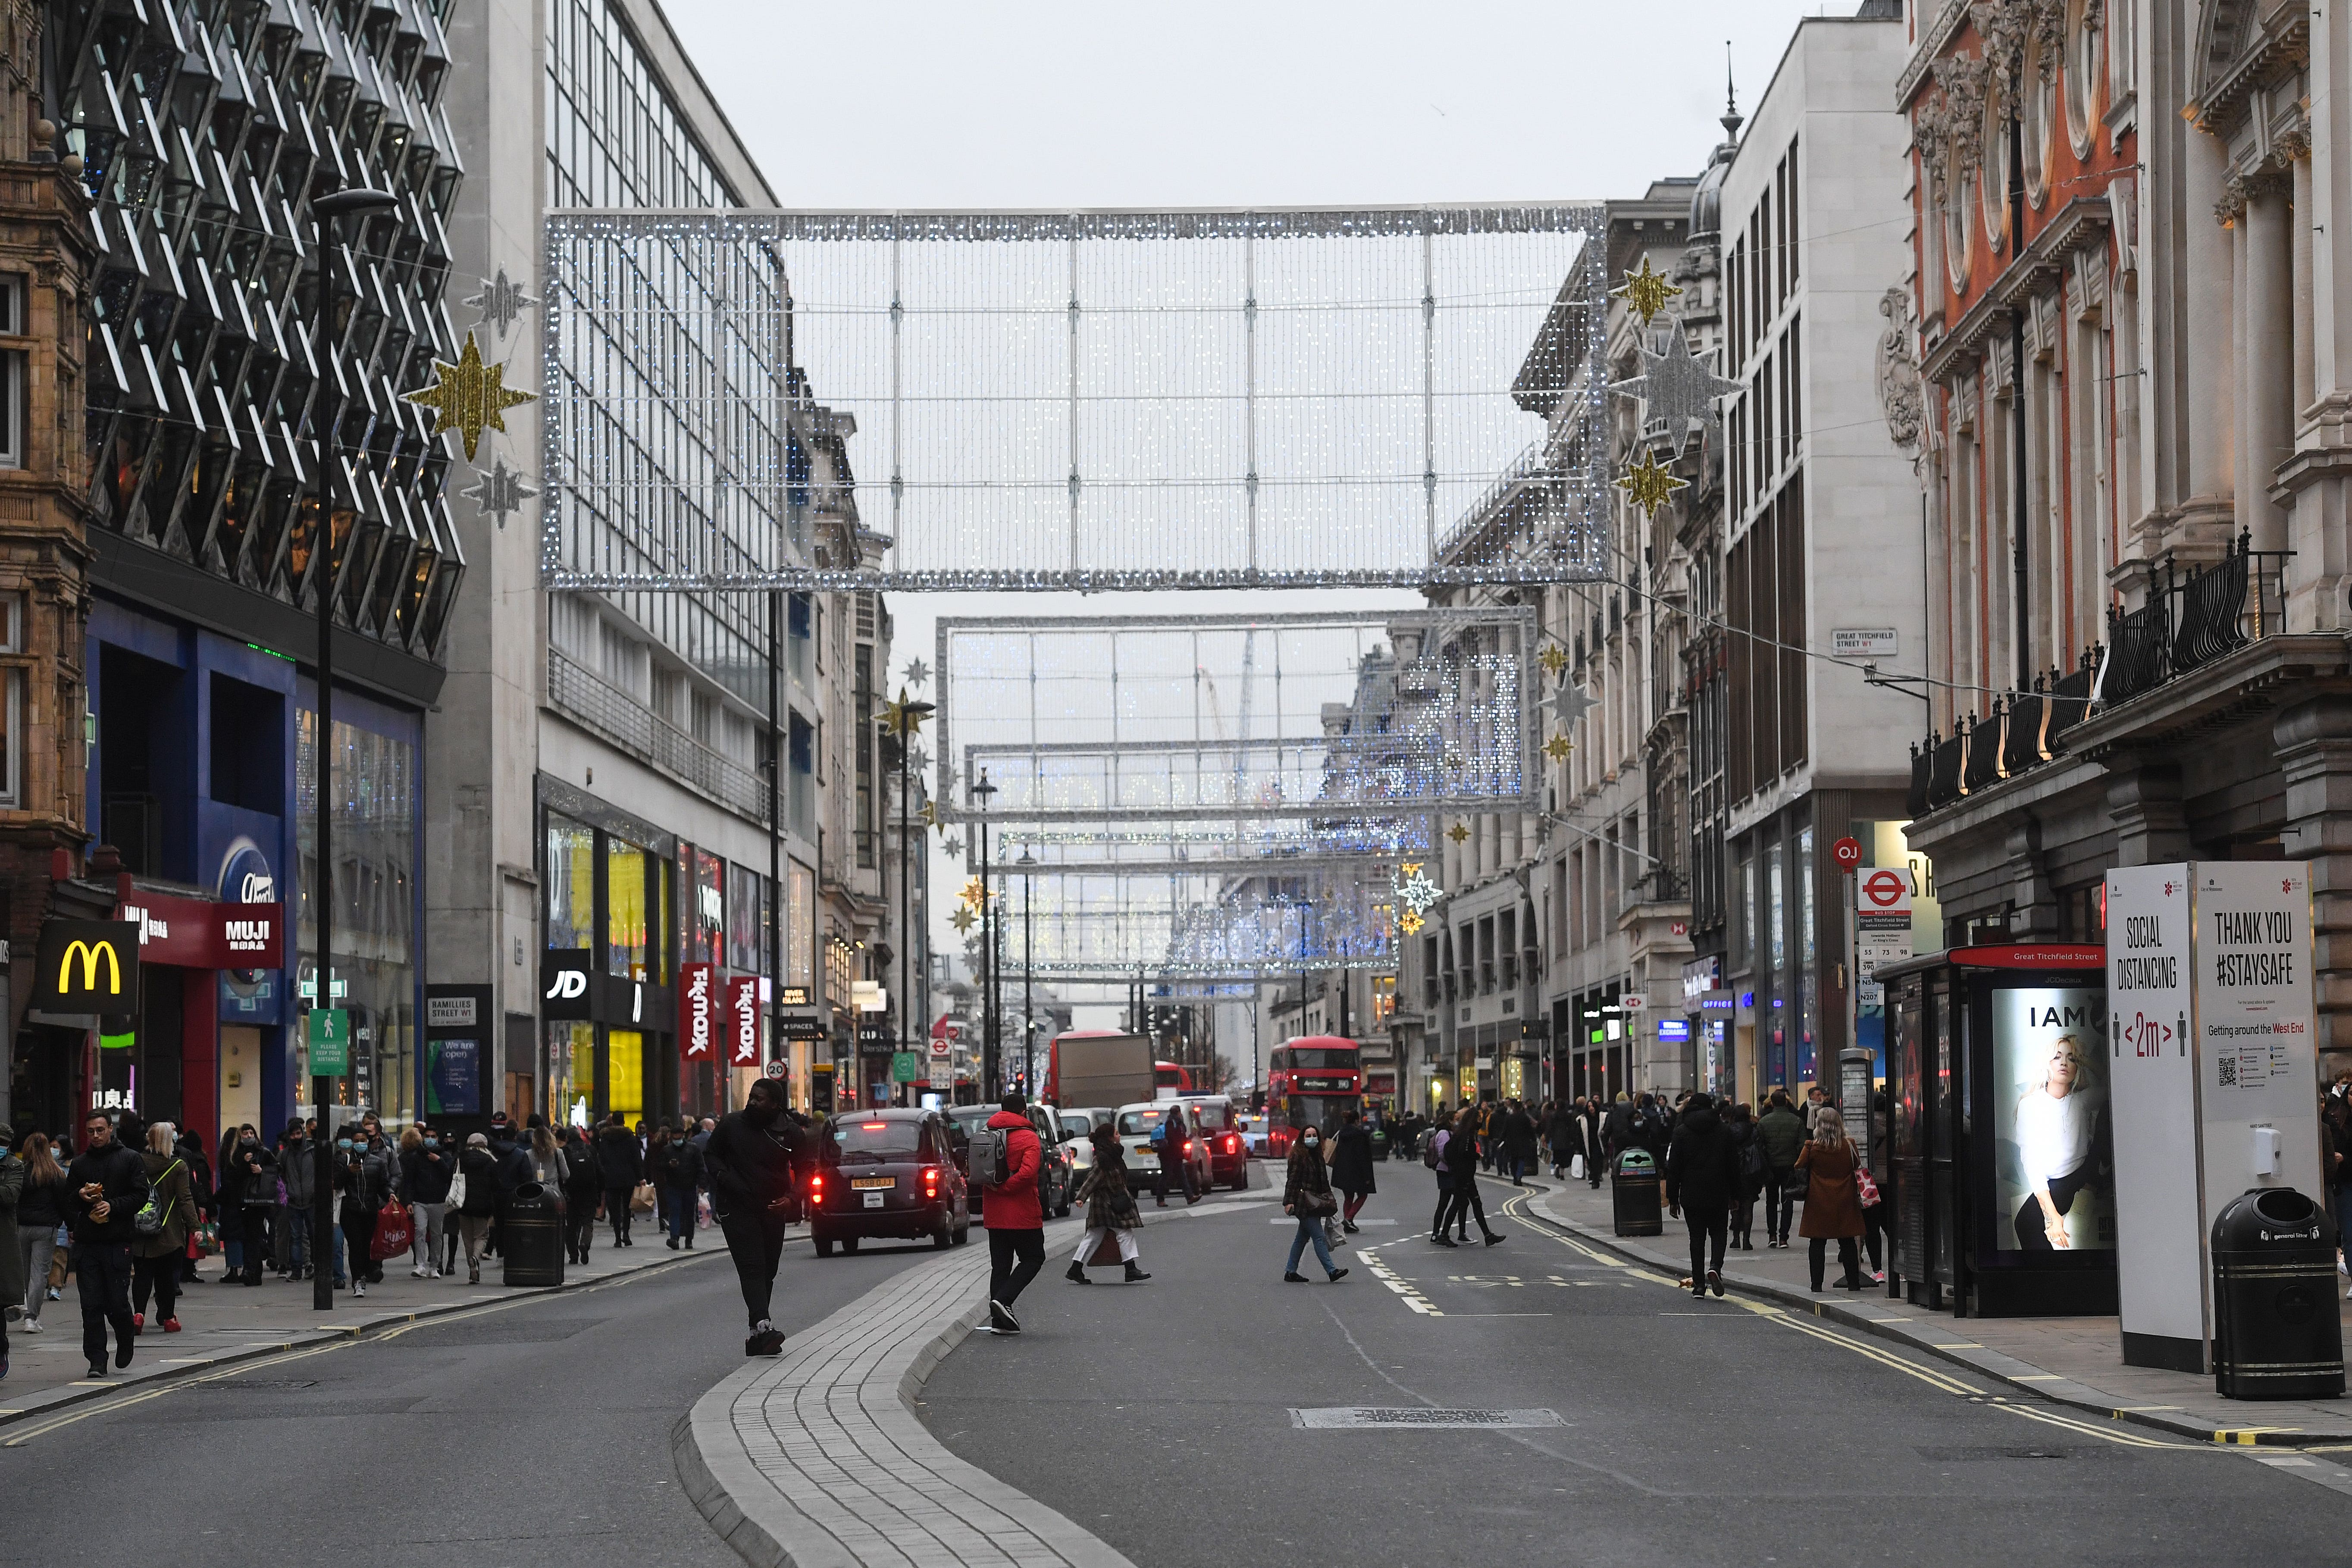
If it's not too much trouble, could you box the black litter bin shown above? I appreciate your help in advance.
[2211,1186,2344,1401]
[501,1181,567,1288]
[1612,1149,1663,1237]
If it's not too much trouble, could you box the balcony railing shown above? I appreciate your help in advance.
[548,647,772,824]
[1915,659,2095,815]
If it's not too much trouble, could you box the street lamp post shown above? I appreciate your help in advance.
[883,690,934,1108]
[971,770,998,1095]
[1017,847,1035,1095]
[308,185,399,1314]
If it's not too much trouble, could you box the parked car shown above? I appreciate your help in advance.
[808,1108,971,1256]
[946,1100,1075,1219]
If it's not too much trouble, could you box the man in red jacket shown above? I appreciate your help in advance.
[981,1091,1046,1333]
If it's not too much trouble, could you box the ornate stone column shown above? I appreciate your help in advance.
[2178,119,2239,553]
[2242,173,2296,554]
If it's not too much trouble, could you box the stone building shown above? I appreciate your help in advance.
[1897,0,2352,1078]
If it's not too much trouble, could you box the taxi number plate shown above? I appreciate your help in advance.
[863,1192,885,1208]
[851,1177,896,1189]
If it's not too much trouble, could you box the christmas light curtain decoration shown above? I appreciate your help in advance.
[988,814,1432,877]
[538,207,1610,592]
[936,607,1539,824]
[990,868,1401,981]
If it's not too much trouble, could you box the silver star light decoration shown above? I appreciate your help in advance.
[902,657,931,688]
[908,744,930,774]
[1552,681,1598,729]
[1394,866,1443,915]
[462,453,539,529]
[943,836,963,859]
[466,266,541,341]
[1610,316,1740,447]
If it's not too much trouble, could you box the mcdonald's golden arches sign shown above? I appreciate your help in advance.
[35,920,141,1009]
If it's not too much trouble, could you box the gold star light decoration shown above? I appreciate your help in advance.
[950,905,977,935]
[1447,821,1472,846]
[1539,643,1569,677]
[403,331,535,462]
[1398,909,1425,936]
[958,877,986,910]
[1546,733,1575,763]
[1617,449,1689,518]
[919,801,942,833]
[1610,258,1682,326]
[879,688,930,738]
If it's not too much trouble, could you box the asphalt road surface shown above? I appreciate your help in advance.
[0,1230,941,1567]
[923,1174,2352,1568]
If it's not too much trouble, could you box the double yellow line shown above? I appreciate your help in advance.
[2,1250,717,1447]
[1493,1188,2207,1450]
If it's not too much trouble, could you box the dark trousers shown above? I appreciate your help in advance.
[987,1227,1046,1309]
[1153,1150,1196,1204]
[342,1207,380,1281]
[567,1194,600,1259]
[237,1207,271,1283]
[1442,1175,1492,1238]
[74,1242,135,1368]
[1587,1144,1603,1188]
[1808,1235,1861,1289]
[667,1186,698,1243]
[1766,1168,1799,1242]
[131,1253,180,1322]
[2013,1166,2094,1251]
[1860,1200,1889,1274]
[1730,1193,1756,1248]
[604,1186,635,1241]
[717,1206,789,1330]
[1431,1177,1452,1236]
[1683,1205,1728,1285]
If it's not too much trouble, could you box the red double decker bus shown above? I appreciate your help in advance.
[1265,1035,1362,1153]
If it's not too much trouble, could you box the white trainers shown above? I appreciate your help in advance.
[410,1268,428,1278]
[354,1281,367,1297]
[22,1319,42,1333]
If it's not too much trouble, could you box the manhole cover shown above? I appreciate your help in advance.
[1290,1408,1565,1429]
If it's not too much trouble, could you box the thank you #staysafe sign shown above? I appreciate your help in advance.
[2105,863,2323,1372]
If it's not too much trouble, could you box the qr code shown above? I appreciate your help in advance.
[2218,1056,2238,1088]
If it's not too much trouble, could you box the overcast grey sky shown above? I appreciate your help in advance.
[660,0,1854,1011]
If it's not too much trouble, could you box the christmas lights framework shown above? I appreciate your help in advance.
[536,205,1611,593]
[936,606,1541,826]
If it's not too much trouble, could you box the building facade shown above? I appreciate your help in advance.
[1899,0,2352,1083]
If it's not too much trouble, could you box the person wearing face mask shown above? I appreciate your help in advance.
[229,1130,278,1286]
[334,1126,394,1296]
[1281,1125,1348,1283]
[454,1133,503,1284]
[277,1119,317,1281]
[400,1126,453,1279]
[704,1080,808,1356]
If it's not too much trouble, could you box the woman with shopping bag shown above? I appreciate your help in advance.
[1280,1126,1348,1283]
[1064,1127,1148,1284]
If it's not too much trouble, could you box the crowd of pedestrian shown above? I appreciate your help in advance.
[0,1103,749,1382]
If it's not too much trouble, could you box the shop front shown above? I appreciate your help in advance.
[541,790,677,1126]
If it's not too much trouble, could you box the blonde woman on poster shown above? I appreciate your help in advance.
[2012,1032,2103,1250]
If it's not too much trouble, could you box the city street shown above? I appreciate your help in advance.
[923,1176,2352,1566]
[0,1236,942,1568]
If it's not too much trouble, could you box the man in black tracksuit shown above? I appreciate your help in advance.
[64,1111,151,1379]
[704,1080,806,1357]
[1665,1092,1744,1302]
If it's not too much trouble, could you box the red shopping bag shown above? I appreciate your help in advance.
[370,1197,414,1260]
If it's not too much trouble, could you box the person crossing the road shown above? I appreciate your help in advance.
[980,1090,1048,1332]
[705,1079,808,1356]
[1065,1125,1148,1284]
[1281,1125,1348,1282]
[1150,1102,1199,1208]
[1328,1108,1376,1232]
[1441,1103,1504,1246]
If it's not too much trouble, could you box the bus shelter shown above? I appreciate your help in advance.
[1880,944,2117,1318]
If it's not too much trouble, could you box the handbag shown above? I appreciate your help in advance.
[630,1180,657,1214]
[1855,1163,1882,1209]
[1300,1186,1338,1217]
[370,1196,414,1260]
[445,1170,467,1211]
